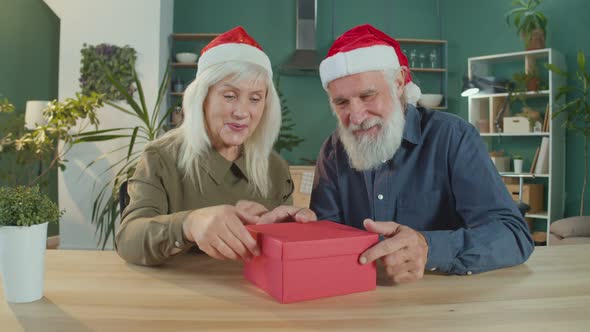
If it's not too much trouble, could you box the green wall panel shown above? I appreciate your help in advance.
[0,0,60,236]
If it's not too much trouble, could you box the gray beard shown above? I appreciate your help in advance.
[338,103,406,171]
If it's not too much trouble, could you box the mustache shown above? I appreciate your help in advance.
[347,117,384,132]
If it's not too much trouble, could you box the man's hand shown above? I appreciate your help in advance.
[182,205,260,261]
[359,219,429,284]
[235,200,268,221]
[257,205,317,224]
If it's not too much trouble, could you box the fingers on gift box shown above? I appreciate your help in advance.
[244,221,379,303]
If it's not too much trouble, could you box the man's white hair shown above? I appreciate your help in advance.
[156,62,281,197]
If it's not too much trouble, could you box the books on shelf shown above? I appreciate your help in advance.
[542,103,550,132]
[533,137,550,174]
[529,146,541,173]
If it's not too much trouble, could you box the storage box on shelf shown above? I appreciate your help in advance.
[397,39,448,110]
[167,33,220,128]
[466,48,566,245]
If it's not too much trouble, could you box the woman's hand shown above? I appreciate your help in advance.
[182,205,260,261]
[257,205,317,224]
[235,200,268,218]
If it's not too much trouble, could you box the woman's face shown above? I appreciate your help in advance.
[204,75,267,159]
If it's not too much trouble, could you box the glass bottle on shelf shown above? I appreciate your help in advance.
[409,49,417,68]
[173,78,184,93]
[429,49,438,68]
[418,52,426,68]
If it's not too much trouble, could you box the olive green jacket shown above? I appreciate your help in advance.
[115,137,293,265]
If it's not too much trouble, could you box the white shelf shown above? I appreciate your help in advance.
[526,211,548,219]
[467,48,550,63]
[480,132,550,137]
[467,48,566,246]
[411,67,447,73]
[499,172,549,178]
[172,33,220,41]
[470,90,550,99]
[397,38,447,44]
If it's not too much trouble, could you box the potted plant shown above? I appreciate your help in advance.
[0,186,62,303]
[546,50,590,215]
[505,0,547,50]
[72,61,175,248]
[513,154,524,173]
[0,93,104,187]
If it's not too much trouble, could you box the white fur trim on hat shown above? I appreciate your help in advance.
[319,45,422,105]
[196,43,272,77]
[319,45,399,89]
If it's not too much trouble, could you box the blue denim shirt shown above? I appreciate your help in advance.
[310,105,534,275]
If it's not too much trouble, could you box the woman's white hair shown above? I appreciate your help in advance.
[158,62,281,197]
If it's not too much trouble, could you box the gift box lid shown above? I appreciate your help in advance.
[246,221,378,260]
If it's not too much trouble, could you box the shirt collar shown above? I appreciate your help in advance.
[201,147,248,184]
[402,104,423,146]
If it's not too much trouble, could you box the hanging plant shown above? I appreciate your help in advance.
[80,43,137,101]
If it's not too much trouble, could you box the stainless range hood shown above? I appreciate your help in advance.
[281,0,320,75]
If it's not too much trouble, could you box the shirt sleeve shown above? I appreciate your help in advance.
[115,148,193,266]
[310,137,344,223]
[422,125,535,275]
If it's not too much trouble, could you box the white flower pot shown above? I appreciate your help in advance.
[513,159,524,173]
[0,222,48,303]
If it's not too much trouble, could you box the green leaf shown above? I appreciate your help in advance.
[151,62,172,129]
[0,186,63,226]
[545,63,567,77]
[132,63,150,130]
[73,127,131,137]
[73,134,132,143]
[156,105,177,130]
[578,50,586,73]
[98,61,149,124]
[104,101,136,116]
[127,127,139,162]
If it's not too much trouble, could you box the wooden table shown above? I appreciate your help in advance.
[1,245,589,331]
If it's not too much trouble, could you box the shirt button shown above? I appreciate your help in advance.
[174,241,182,248]
[467,271,473,275]
[377,194,384,200]
[430,267,437,271]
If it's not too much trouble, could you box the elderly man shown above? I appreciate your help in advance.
[310,24,534,282]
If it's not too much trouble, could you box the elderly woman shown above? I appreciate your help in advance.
[116,27,314,266]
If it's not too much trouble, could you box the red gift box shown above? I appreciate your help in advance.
[244,221,379,303]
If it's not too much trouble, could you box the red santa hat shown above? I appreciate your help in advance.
[319,24,421,105]
[196,26,272,77]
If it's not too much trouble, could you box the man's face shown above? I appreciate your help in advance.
[328,71,396,135]
[327,70,406,170]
